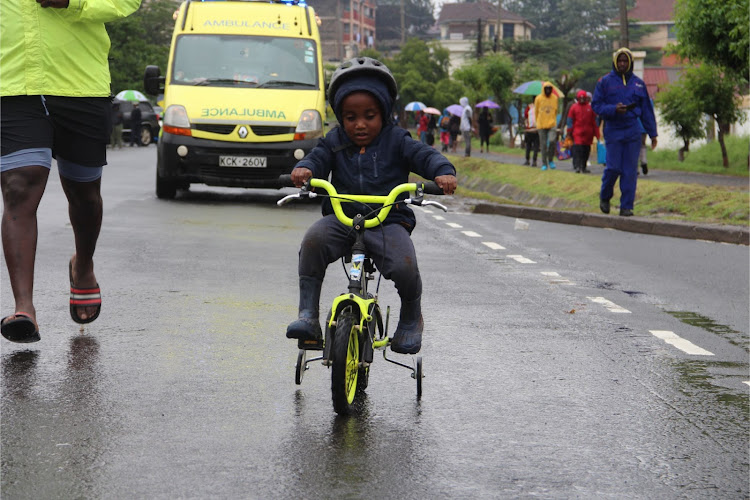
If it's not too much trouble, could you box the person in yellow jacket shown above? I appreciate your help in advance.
[0,0,141,343]
[533,82,559,170]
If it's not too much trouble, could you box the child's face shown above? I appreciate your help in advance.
[340,91,383,147]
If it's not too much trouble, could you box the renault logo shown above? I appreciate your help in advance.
[238,126,248,138]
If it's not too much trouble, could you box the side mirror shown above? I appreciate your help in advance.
[144,65,164,96]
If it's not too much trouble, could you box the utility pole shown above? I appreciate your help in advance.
[496,0,502,51]
[618,0,629,48]
[477,18,482,58]
[400,0,405,44]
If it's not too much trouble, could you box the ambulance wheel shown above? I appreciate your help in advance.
[156,166,177,200]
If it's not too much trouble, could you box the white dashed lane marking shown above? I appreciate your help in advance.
[541,271,574,285]
[446,222,463,228]
[587,296,631,313]
[433,215,446,221]
[482,242,506,250]
[650,330,715,356]
[507,255,536,264]
[462,231,482,238]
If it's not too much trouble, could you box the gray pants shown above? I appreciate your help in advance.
[537,128,557,166]
[298,214,422,300]
[462,131,472,156]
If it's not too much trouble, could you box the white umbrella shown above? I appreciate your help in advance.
[404,101,426,111]
[115,89,148,102]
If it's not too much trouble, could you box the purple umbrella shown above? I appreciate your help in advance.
[476,99,500,109]
[446,104,464,116]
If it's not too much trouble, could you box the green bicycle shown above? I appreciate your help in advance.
[277,177,447,414]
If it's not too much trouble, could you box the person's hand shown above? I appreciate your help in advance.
[37,0,69,8]
[615,103,628,114]
[435,175,457,195]
[291,167,312,188]
[651,137,658,150]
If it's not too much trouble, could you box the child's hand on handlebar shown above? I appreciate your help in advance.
[291,167,313,188]
[435,175,457,195]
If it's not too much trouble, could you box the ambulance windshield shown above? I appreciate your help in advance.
[171,35,318,89]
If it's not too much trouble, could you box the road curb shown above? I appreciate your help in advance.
[473,203,750,245]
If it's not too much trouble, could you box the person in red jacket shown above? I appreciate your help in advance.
[566,90,600,173]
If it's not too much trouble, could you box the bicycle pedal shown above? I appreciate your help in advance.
[298,338,324,350]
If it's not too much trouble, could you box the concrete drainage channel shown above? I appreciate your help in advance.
[454,175,749,246]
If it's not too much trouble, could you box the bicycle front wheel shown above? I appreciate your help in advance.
[331,311,360,415]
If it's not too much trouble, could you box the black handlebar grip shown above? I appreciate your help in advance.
[278,174,294,187]
[421,182,444,195]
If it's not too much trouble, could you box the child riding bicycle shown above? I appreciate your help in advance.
[287,57,457,354]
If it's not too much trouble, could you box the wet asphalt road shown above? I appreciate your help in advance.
[1,146,748,498]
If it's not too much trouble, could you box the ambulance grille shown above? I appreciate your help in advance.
[194,124,236,134]
[251,126,295,136]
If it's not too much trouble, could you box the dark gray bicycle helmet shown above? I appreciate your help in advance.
[327,57,398,105]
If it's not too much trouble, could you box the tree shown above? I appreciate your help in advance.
[107,0,175,95]
[655,79,705,161]
[375,0,435,42]
[673,0,749,80]
[681,64,745,167]
[502,0,626,54]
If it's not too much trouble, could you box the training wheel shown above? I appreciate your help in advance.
[295,349,307,385]
[415,356,423,399]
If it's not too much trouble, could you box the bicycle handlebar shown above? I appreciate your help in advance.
[276,175,447,227]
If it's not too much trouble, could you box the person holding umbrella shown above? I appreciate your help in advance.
[533,82,559,170]
[477,106,493,154]
[129,102,142,147]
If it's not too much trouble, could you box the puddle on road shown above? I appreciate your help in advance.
[672,359,749,414]
[666,310,747,352]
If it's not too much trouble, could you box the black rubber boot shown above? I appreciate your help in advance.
[390,296,424,354]
[286,276,323,341]
[600,198,610,214]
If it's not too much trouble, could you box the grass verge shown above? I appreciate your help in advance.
[451,155,749,226]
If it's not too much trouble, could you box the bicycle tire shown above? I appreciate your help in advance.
[331,310,359,414]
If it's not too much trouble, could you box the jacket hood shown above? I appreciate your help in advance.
[576,89,587,101]
[541,81,555,96]
[459,96,469,107]
[612,47,634,80]
[332,74,394,125]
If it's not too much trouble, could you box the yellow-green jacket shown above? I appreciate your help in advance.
[1,0,141,97]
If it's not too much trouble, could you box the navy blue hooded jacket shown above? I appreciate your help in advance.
[294,75,456,233]
[592,48,658,143]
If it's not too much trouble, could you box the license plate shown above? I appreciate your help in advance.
[219,156,267,168]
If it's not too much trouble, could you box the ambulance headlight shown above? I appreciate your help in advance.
[163,105,192,136]
[294,110,323,140]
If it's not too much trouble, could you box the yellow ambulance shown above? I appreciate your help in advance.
[144,0,325,199]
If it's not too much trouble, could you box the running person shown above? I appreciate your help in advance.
[0,0,141,342]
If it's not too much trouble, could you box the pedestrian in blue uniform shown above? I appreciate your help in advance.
[286,57,457,354]
[592,48,657,216]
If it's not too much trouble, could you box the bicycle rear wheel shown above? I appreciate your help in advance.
[331,310,360,415]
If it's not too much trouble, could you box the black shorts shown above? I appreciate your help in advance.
[1,95,112,167]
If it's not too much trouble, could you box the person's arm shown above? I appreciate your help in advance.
[640,94,658,149]
[292,134,335,186]
[401,133,456,194]
[566,107,575,138]
[591,79,618,119]
[54,0,141,23]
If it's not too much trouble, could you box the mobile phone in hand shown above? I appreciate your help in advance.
[626,102,637,110]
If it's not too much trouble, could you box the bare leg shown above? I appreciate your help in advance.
[60,175,102,321]
[1,166,50,326]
